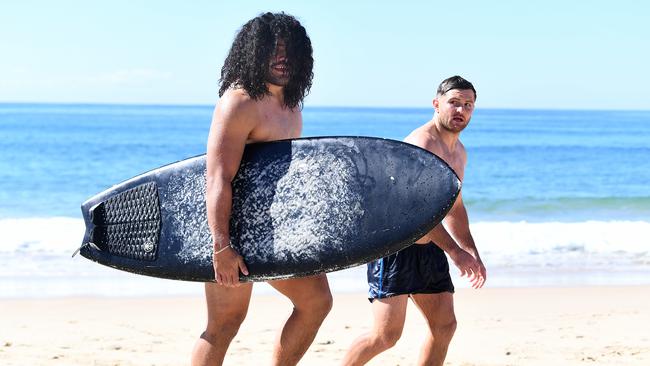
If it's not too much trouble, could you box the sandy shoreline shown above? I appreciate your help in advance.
[1,286,649,365]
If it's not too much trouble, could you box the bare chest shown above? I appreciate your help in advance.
[248,108,302,143]
[428,143,465,180]
[443,155,464,179]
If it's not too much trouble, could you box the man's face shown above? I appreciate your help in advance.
[265,40,289,87]
[434,89,476,133]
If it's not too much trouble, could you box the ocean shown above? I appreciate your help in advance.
[1,103,649,298]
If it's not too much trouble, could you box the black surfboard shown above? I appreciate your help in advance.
[77,137,460,282]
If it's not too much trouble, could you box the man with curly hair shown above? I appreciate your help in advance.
[191,12,332,366]
[342,76,487,366]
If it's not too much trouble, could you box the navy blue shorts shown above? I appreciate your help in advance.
[367,242,454,300]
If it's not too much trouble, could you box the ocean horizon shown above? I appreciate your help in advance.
[1,103,649,298]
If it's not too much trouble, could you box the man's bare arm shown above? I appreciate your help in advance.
[443,192,486,288]
[445,193,480,258]
[206,96,255,287]
[424,223,480,280]
[406,132,481,283]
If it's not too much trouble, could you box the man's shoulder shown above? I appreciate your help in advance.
[215,89,263,122]
[219,88,259,110]
[208,91,263,135]
[405,125,436,147]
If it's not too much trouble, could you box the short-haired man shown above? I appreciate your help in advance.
[342,76,487,366]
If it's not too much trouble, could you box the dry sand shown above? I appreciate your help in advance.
[1,286,649,365]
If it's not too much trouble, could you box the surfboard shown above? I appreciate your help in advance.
[77,136,460,282]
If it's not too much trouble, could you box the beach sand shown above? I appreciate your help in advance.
[1,286,649,365]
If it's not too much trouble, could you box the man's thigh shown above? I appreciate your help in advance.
[268,274,331,305]
[410,292,455,326]
[371,295,409,333]
[204,282,254,318]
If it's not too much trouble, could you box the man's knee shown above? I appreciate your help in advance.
[433,316,457,342]
[205,306,248,337]
[272,275,333,323]
[201,318,244,345]
[308,292,333,319]
[373,326,402,350]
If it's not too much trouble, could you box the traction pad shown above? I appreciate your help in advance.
[90,182,161,261]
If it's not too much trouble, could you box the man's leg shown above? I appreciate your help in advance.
[267,274,333,366]
[410,292,457,366]
[341,295,409,366]
[191,282,253,366]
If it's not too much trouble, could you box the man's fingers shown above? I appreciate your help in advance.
[475,266,486,288]
[469,270,477,285]
[473,272,485,289]
[239,257,249,276]
[232,271,240,286]
[459,268,467,277]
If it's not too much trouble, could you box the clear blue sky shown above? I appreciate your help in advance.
[1,0,648,110]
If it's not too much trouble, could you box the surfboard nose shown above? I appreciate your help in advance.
[231,137,462,280]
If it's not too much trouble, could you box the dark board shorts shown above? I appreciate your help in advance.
[367,242,454,301]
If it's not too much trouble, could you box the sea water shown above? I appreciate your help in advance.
[1,104,649,298]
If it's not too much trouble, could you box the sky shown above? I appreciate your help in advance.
[1,0,649,110]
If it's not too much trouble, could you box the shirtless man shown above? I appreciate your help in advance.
[191,12,332,366]
[342,76,487,366]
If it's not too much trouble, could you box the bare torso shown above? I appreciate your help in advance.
[205,85,303,286]
[404,121,467,244]
[223,88,302,144]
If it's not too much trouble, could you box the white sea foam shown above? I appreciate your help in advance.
[461,220,650,288]
[0,217,85,255]
[471,220,650,267]
[1,217,649,297]
[4,217,646,259]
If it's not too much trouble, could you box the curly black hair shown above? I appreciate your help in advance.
[218,12,313,109]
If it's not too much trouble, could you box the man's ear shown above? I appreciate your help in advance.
[433,98,439,113]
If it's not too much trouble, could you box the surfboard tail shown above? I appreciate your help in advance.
[79,181,162,262]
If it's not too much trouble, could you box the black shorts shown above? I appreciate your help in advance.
[367,242,454,300]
